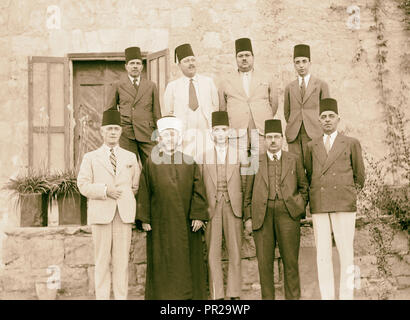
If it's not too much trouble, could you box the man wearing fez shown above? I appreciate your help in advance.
[136,116,209,300]
[304,98,365,300]
[163,43,219,158]
[197,111,244,300]
[244,119,308,300]
[106,46,161,165]
[284,44,330,162]
[219,38,278,162]
[77,109,141,300]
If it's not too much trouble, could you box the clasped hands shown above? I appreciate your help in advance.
[141,220,206,232]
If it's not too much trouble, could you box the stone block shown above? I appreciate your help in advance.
[241,258,259,285]
[87,266,95,296]
[131,231,146,264]
[300,226,315,248]
[64,236,94,266]
[396,276,410,290]
[60,266,88,294]
[354,227,373,256]
[356,255,378,278]
[391,231,409,255]
[171,8,192,28]
[29,238,64,268]
[241,234,256,259]
[389,255,410,276]
[136,264,146,285]
[2,236,29,268]
[128,263,137,287]
[202,32,222,49]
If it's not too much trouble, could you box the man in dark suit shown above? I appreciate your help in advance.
[106,46,161,165]
[304,98,365,300]
[284,44,330,162]
[244,119,308,300]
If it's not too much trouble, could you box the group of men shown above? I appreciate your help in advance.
[77,38,366,301]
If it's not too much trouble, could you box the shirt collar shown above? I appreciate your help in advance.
[298,74,311,86]
[323,130,338,141]
[267,149,281,161]
[102,144,119,154]
[184,74,198,82]
[128,75,140,84]
[238,69,253,76]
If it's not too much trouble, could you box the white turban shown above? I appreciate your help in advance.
[157,116,183,134]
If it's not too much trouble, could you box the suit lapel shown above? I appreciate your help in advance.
[231,71,248,97]
[280,151,291,182]
[115,148,126,176]
[260,153,268,187]
[205,149,217,187]
[120,74,137,100]
[249,71,260,97]
[303,75,317,103]
[132,77,149,107]
[290,80,302,104]
[226,145,236,182]
[313,138,328,166]
[321,134,347,175]
[96,147,115,176]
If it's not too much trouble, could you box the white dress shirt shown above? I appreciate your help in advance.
[298,73,311,88]
[267,149,282,161]
[215,144,228,164]
[102,144,119,196]
[128,75,140,86]
[240,70,253,97]
[323,130,338,150]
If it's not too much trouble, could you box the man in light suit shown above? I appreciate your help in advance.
[284,44,330,163]
[219,38,278,167]
[197,111,244,300]
[77,109,141,300]
[106,46,161,165]
[163,43,219,158]
[304,98,365,300]
[244,119,308,300]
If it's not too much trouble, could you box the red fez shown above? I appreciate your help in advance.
[212,111,229,127]
[319,98,338,115]
[102,110,121,126]
[235,38,253,55]
[175,43,194,63]
[293,44,310,60]
[125,47,142,64]
[265,119,282,135]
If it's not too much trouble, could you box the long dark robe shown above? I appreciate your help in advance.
[136,151,209,300]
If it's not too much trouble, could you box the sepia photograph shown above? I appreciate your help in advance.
[0,0,408,308]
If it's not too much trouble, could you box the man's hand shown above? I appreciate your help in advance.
[244,219,253,236]
[142,223,152,232]
[191,220,205,232]
[107,185,122,200]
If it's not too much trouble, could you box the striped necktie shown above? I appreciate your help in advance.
[300,77,306,101]
[110,148,117,174]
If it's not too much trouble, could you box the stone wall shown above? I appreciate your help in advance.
[1,0,409,211]
[0,221,408,299]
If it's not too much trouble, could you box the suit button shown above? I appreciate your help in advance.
[321,187,324,191]
[333,173,336,176]
[334,186,337,189]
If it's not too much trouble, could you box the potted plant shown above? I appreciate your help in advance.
[3,168,49,227]
[49,169,87,225]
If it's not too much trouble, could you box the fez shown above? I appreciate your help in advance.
[175,43,194,63]
[293,44,311,60]
[319,98,338,115]
[102,110,121,126]
[125,47,142,64]
[235,38,253,55]
[157,116,183,133]
[265,119,282,135]
[212,111,229,127]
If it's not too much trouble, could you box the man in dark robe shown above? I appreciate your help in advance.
[136,115,209,300]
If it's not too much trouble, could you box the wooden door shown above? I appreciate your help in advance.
[72,60,147,168]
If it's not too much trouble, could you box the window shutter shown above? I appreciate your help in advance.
[147,49,170,110]
[28,56,70,171]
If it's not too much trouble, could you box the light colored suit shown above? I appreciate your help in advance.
[197,144,244,299]
[219,69,278,137]
[163,74,219,157]
[77,144,141,300]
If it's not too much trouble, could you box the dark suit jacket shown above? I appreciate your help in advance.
[304,133,365,213]
[284,75,329,143]
[244,151,308,230]
[106,74,161,143]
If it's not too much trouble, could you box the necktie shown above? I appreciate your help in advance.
[189,79,199,111]
[243,72,250,97]
[272,153,278,161]
[110,148,117,174]
[133,78,139,93]
[300,77,306,101]
[324,135,331,154]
